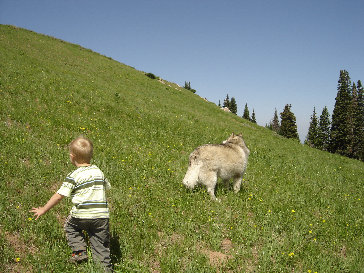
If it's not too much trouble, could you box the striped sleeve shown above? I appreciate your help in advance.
[57,176,75,197]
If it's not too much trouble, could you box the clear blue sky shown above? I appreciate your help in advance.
[1,0,364,141]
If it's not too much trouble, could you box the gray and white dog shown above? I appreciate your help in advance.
[182,133,250,200]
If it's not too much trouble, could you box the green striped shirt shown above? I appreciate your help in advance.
[57,165,111,219]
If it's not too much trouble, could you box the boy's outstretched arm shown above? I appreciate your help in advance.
[30,193,64,220]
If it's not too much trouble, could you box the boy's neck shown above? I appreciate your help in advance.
[75,162,91,167]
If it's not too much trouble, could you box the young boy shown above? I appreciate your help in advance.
[30,136,112,271]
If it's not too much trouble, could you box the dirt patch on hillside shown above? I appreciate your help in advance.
[4,262,29,273]
[221,238,233,252]
[151,233,238,272]
[3,230,37,272]
[197,238,233,268]
[5,231,38,255]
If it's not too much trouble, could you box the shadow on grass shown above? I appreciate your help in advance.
[110,229,123,266]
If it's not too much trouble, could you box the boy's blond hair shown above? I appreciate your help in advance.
[69,136,93,163]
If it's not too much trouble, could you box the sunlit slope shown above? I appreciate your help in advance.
[1,25,363,272]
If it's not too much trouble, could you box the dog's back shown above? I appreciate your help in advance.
[190,141,247,180]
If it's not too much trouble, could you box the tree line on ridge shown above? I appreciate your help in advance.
[215,70,364,162]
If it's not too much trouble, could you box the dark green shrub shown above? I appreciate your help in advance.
[146,72,158,79]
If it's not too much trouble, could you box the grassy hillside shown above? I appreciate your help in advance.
[1,25,363,272]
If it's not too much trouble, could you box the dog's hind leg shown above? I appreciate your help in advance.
[207,185,217,200]
[233,176,243,193]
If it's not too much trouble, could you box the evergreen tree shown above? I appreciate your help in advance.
[271,108,280,133]
[317,106,331,151]
[223,94,230,109]
[184,81,191,90]
[218,100,221,107]
[230,97,238,114]
[243,103,250,120]
[353,80,364,160]
[184,81,196,93]
[348,82,358,157]
[330,70,352,156]
[251,109,257,123]
[305,107,319,147]
[280,104,299,140]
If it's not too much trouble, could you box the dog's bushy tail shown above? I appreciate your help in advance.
[182,161,201,189]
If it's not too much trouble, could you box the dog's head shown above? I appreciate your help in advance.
[224,133,250,154]
[224,133,242,144]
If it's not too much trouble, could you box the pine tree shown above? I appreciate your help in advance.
[317,106,331,151]
[305,107,319,147]
[184,81,196,93]
[251,109,257,123]
[230,97,238,115]
[223,94,230,109]
[271,108,280,133]
[353,80,364,160]
[280,104,299,140]
[348,82,359,157]
[243,103,250,120]
[330,70,352,156]
[184,81,191,90]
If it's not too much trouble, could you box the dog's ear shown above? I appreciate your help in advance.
[238,133,243,137]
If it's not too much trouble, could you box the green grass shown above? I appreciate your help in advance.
[1,25,363,272]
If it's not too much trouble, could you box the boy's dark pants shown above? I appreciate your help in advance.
[64,216,112,270]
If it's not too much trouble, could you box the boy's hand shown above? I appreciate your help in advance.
[29,193,64,220]
[30,207,47,220]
